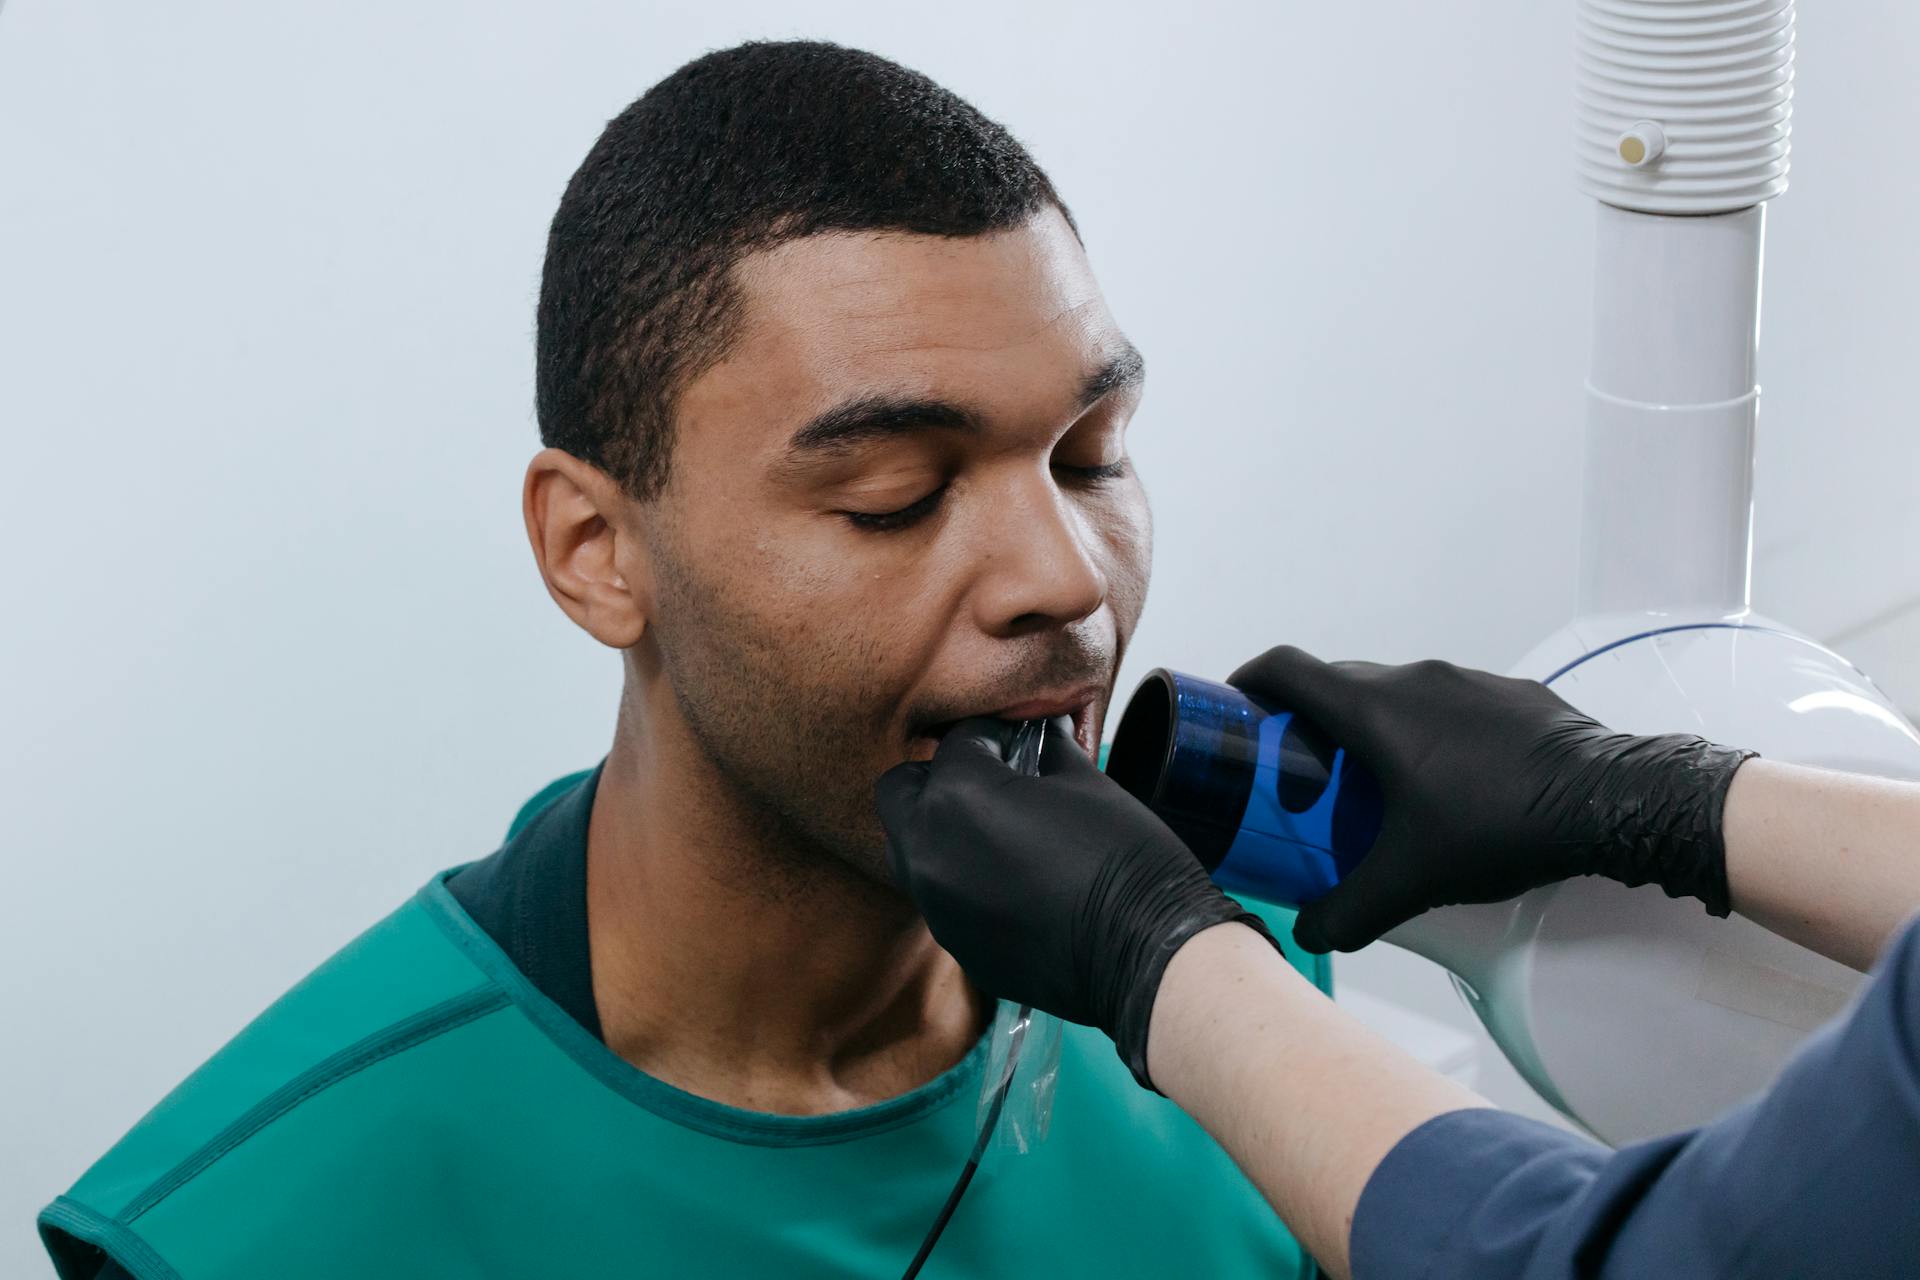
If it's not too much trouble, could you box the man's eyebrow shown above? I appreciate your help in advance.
[781,342,1145,459]
[1077,342,1146,410]
[784,396,982,456]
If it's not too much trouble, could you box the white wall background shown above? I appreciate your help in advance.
[3,1,1917,1271]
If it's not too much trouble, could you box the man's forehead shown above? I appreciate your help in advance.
[725,210,1114,382]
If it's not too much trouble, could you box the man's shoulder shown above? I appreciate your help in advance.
[40,885,508,1280]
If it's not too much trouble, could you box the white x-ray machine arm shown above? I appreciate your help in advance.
[1383,0,1920,1144]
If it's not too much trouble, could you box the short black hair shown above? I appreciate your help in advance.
[535,40,1074,500]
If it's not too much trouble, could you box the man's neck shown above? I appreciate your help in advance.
[584,708,989,1115]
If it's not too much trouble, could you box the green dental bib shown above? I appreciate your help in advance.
[41,779,1329,1279]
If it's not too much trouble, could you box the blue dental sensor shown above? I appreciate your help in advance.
[1105,668,1384,906]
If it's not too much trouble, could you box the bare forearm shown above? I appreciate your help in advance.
[1146,923,1487,1280]
[1724,759,1920,971]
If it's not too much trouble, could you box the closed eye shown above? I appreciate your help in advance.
[1055,459,1131,483]
[844,486,947,532]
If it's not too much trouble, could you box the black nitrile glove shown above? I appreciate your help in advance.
[876,715,1279,1090]
[1228,646,1759,954]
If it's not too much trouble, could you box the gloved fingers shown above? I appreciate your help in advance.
[930,715,1020,769]
[1226,646,1372,749]
[1290,828,1432,953]
[874,760,932,882]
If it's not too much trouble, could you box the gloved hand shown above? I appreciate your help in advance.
[876,715,1280,1090]
[1229,646,1759,954]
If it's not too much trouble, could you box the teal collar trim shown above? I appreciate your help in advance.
[39,1197,183,1280]
[417,873,989,1148]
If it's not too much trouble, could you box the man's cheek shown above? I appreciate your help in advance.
[770,609,908,724]
[1102,520,1153,634]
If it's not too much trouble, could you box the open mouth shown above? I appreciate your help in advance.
[911,690,1102,763]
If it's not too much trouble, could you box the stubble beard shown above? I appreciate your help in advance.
[645,550,904,906]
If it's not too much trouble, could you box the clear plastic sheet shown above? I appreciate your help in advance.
[976,1000,1063,1154]
[974,718,1065,1154]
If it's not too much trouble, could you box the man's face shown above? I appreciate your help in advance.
[638,208,1151,884]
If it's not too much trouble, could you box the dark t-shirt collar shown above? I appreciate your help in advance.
[446,763,605,1040]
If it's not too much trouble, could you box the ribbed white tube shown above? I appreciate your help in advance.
[1576,0,1794,213]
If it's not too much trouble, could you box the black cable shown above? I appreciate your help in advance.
[898,1005,1029,1280]
[902,723,1047,1280]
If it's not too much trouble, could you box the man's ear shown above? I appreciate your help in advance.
[522,448,654,649]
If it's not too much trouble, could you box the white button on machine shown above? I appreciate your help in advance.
[1616,120,1667,168]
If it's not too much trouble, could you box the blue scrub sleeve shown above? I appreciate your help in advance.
[1351,912,1920,1280]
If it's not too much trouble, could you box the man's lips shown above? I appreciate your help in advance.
[913,684,1105,760]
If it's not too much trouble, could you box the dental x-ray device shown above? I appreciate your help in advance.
[1421,0,1920,1144]
[1114,0,1920,1145]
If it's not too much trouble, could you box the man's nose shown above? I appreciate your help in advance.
[969,471,1108,637]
